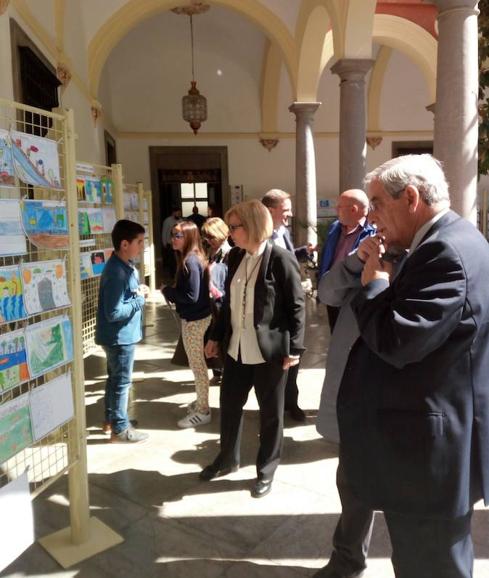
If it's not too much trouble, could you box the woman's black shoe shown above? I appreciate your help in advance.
[199,463,239,481]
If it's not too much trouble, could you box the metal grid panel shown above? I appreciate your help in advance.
[123,182,144,279]
[0,99,75,495]
[144,190,156,291]
[77,162,114,357]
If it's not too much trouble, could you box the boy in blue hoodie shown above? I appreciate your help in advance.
[96,219,149,442]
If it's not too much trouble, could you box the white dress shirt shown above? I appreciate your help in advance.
[409,208,450,255]
[227,242,267,365]
[271,227,287,250]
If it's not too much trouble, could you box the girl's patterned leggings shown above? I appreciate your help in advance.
[181,315,212,413]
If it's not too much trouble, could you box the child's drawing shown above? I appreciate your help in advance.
[11,131,61,189]
[0,129,15,187]
[21,199,69,249]
[0,199,27,256]
[22,260,70,315]
[0,265,27,324]
[25,315,73,378]
[0,328,30,392]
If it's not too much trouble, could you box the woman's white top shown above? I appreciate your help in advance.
[227,241,267,365]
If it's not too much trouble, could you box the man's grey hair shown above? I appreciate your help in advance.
[364,154,450,206]
[262,189,291,208]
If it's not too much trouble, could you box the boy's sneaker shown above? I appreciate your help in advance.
[110,427,148,443]
[177,410,211,429]
[103,419,138,434]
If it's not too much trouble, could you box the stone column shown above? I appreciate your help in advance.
[331,58,374,193]
[289,102,320,246]
[433,0,479,223]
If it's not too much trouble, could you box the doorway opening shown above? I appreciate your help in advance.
[149,146,229,282]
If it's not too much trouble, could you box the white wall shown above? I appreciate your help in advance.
[99,7,265,133]
[381,46,433,130]
[0,12,14,99]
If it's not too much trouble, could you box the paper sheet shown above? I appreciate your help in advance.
[0,471,34,572]
[30,372,74,441]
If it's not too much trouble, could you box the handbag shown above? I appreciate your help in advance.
[170,323,223,370]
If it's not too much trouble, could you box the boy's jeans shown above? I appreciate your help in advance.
[103,344,136,434]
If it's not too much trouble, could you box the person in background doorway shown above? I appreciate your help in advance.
[188,205,206,229]
[161,207,181,279]
[318,189,374,333]
[162,220,212,428]
[95,219,149,443]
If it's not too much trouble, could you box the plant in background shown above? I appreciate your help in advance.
[480,0,489,176]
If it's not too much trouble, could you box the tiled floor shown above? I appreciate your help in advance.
[3,296,489,577]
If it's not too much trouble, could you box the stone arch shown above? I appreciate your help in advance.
[88,0,297,98]
[295,1,334,101]
[372,14,437,103]
[367,45,392,133]
[260,40,282,133]
[343,0,377,58]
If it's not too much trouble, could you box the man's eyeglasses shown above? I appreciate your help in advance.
[369,186,407,212]
[171,232,184,239]
[228,224,244,232]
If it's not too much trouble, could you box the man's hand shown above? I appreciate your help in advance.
[283,356,300,370]
[357,236,384,263]
[361,252,393,286]
[205,340,219,358]
[307,243,318,254]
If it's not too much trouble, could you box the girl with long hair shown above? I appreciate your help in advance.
[162,220,212,428]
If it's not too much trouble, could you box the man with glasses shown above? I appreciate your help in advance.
[318,189,374,333]
[315,154,489,578]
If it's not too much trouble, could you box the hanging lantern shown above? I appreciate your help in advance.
[182,80,207,135]
[172,5,210,134]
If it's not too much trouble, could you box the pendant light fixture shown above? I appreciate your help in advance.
[172,3,210,134]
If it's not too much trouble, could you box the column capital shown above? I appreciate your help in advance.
[331,58,375,81]
[433,0,479,14]
[289,102,321,116]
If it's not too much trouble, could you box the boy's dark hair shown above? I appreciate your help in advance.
[111,219,145,250]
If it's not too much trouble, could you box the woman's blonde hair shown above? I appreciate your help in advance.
[201,217,229,243]
[225,199,273,245]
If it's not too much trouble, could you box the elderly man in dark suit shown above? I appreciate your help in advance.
[314,154,489,578]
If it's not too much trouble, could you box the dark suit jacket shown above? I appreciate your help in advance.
[282,227,308,262]
[211,242,306,361]
[338,210,489,519]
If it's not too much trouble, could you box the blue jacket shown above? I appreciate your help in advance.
[162,253,211,321]
[318,220,375,278]
[95,253,145,346]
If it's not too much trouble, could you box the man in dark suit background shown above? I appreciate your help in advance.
[262,188,314,422]
[315,154,489,578]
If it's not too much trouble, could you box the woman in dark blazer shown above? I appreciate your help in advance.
[202,199,305,498]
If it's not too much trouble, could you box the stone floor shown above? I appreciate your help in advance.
[3,296,489,577]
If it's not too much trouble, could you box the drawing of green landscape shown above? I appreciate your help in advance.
[26,317,72,378]
[0,395,33,463]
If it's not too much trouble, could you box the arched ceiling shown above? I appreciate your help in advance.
[99,5,268,132]
[14,0,437,135]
